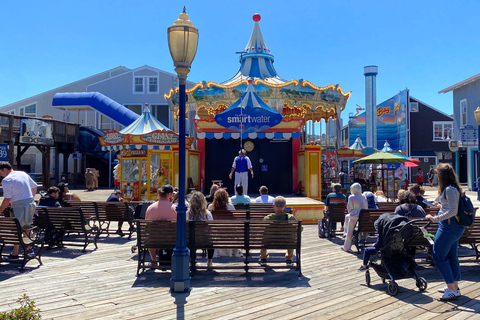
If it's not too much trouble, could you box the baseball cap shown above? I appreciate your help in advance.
[57,182,68,192]
[160,184,174,194]
[331,182,342,191]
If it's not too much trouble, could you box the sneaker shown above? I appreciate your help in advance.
[357,265,368,272]
[27,249,35,256]
[286,260,294,267]
[207,261,213,271]
[438,286,461,295]
[259,259,267,266]
[440,288,460,301]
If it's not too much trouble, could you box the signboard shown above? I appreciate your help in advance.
[20,119,53,145]
[120,149,148,158]
[0,143,8,161]
[460,125,477,146]
[72,152,82,160]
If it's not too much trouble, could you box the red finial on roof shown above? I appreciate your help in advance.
[248,79,253,84]
[357,135,360,137]
[145,103,149,107]
[253,13,261,22]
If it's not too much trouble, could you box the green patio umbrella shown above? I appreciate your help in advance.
[354,152,409,195]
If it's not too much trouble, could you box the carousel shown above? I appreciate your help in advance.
[99,105,199,201]
[164,13,351,205]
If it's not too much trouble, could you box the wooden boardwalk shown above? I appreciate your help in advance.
[1,221,480,319]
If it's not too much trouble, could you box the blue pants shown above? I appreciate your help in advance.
[433,219,465,284]
[363,246,378,265]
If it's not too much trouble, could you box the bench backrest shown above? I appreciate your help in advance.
[376,202,399,210]
[136,220,178,249]
[95,202,132,222]
[68,202,97,219]
[328,202,347,222]
[190,220,245,249]
[0,217,23,245]
[358,209,391,233]
[37,207,87,232]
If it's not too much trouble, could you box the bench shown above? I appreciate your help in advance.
[325,202,346,239]
[211,208,292,221]
[189,220,302,276]
[67,201,134,239]
[0,217,44,269]
[35,207,99,252]
[135,219,302,276]
[135,220,178,276]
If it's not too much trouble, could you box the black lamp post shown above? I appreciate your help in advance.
[167,7,199,292]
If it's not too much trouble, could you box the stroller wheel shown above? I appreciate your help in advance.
[387,281,399,296]
[416,277,428,291]
[365,270,371,287]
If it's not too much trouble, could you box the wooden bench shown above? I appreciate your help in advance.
[189,220,302,276]
[325,202,346,239]
[35,207,99,252]
[67,201,134,239]
[135,219,302,276]
[0,217,44,269]
[135,220,178,276]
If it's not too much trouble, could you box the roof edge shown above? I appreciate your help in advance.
[439,72,480,94]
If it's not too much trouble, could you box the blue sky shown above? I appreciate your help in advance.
[1,0,479,127]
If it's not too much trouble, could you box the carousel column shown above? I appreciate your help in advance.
[167,7,198,293]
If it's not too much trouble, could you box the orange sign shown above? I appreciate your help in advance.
[133,181,140,201]
[376,107,391,117]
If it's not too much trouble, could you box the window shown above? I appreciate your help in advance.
[134,77,144,93]
[148,77,158,93]
[460,99,467,127]
[410,102,419,112]
[433,122,453,141]
[19,103,36,117]
[6,110,14,115]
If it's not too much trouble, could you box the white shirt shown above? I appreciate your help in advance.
[255,195,275,203]
[2,171,38,202]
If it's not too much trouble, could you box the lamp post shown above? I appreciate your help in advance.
[474,107,480,200]
[167,7,199,292]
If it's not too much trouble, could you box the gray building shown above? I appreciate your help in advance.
[0,65,190,185]
[439,72,480,190]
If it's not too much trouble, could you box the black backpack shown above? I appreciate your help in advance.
[457,192,475,227]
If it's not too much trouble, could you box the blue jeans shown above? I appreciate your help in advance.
[432,218,465,284]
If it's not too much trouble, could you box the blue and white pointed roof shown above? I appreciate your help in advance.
[222,13,287,86]
[381,140,392,152]
[214,80,283,132]
[349,135,365,151]
[121,105,172,135]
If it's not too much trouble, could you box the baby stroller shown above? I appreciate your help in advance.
[365,214,430,296]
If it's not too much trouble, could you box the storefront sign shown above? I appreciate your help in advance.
[102,130,125,145]
[20,119,53,145]
[140,131,178,145]
[120,149,148,158]
[0,143,8,161]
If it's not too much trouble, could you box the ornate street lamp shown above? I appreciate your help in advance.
[474,107,480,200]
[167,7,199,292]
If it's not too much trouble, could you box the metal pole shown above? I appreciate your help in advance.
[170,69,191,292]
[478,125,480,201]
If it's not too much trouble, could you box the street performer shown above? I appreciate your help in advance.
[229,149,254,195]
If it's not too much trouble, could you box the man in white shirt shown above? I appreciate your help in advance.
[255,185,275,203]
[0,162,38,258]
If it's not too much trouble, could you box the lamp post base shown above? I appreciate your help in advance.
[170,247,191,292]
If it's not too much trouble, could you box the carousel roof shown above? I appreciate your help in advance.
[222,13,287,86]
[120,106,170,134]
[214,81,283,132]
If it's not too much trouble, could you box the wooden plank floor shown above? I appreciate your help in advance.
[1,222,480,319]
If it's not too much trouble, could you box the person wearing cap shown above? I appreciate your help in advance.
[324,183,346,236]
[230,184,251,204]
[228,149,254,195]
[57,182,81,206]
[38,186,62,207]
[145,184,177,266]
[106,190,125,235]
[255,185,274,204]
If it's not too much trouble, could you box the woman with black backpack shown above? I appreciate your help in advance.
[425,163,464,301]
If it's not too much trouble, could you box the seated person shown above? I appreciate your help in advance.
[324,183,346,235]
[374,190,387,203]
[259,196,298,266]
[230,184,251,204]
[394,191,426,218]
[106,191,126,236]
[410,185,427,209]
[38,186,61,207]
[187,191,214,269]
[205,184,220,203]
[57,182,81,206]
[363,191,378,209]
[207,188,235,211]
[255,185,275,203]
[145,184,177,266]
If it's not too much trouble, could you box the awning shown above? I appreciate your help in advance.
[197,132,300,139]
[411,149,437,157]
